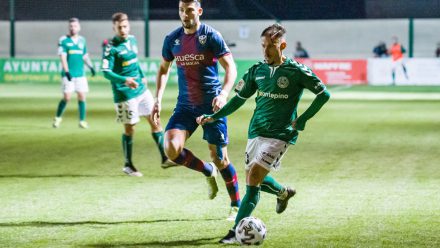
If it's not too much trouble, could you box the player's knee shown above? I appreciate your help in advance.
[210,152,229,169]
[124,125,135,136]
[164,139,183,159]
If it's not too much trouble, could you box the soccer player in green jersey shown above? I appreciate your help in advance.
[53,17,95,129]
[197,23,331,243]
[102,13,175,177]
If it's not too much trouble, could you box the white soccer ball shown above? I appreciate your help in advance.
[235,216,267,245]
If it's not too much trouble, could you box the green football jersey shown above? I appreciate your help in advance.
[101,35,145,103]
[58,35,87,77]
[235,58,326,144]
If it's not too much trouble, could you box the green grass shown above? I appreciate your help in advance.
[0,83,439,247]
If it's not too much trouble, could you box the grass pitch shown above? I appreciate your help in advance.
[0,83,439,247]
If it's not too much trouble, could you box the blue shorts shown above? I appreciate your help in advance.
[165,104,228,146]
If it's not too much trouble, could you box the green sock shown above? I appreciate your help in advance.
[234,185,260,229]
[56,99,67,117]
[78,101,86,121]
[261,175,284,196]
[152,131,167,161]
[122,134,133,165]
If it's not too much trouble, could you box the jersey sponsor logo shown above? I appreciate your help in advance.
[256,76,265,80]
[258,91,289,100]
[235,79,245,91]
[174,39,180,46]
[175,54,205,66]
[198,35,207,45]
[68,50,83,55]
[277,76,289,88]
[67,43,74,47]
[122,58,138,67]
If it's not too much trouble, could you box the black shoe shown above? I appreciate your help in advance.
[219,229,237,244]
[276,187,296,214]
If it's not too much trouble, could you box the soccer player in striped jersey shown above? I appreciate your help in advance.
[197,23,330,243]
[102,13,174,177]
[153,0,241,220]
[53,18,95,129]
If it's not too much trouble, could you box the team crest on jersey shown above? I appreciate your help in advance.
[78,43,84,50]
[277,76,289,89]
[174,39,180,46]
[235,79,245,91]
[198,35,207,45]
[133,45,138,54]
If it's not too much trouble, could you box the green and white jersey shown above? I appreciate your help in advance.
[235,58,326,144]
[101,35,145,103]
[58,35,87,77]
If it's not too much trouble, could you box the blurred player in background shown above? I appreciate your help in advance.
[197,24,330,243]
[389,36,409,85]
[152,0,241,219]
[102,12,174,177]
[53,18,95,129]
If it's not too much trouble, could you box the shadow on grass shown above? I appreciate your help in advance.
[0,174,124,179]
[82,236,223,247]
[0,218,223,227]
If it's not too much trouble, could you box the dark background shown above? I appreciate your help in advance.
[1,0,439,20]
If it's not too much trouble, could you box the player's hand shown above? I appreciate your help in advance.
[212,93,227,112]
[292,117,306,131]
[152,100,161,125]
[196,114,214,125]
[125,77,138,89]
[65,72,72,81]
[90,67,96,77]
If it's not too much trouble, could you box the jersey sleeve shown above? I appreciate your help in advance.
[161,35,174,62]
[83,38,88,55]
[101,44,115,72]
[210,31,230,58]
[57,37,67,55]
[298,64,326,95]
[234,67,257,99]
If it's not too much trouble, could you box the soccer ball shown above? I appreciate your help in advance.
[235,217,267,245]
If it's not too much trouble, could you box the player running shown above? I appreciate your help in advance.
[53,17,95,129]
[152,0,241,219]
[102,12,174,177]
[197,23,331,243]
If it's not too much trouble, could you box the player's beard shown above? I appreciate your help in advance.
[181,20,195,29]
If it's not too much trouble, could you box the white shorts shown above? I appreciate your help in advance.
[62,76,89,93]
[245,136,289,171]
[114,89,154,125]
[391,58,405,71]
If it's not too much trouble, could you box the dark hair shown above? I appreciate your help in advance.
[261,23,286,40]
[112,12,128,23]
[180,0,201,6]
[69,17,79,23]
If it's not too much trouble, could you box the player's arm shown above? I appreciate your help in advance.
[293,65,330,131]
[152,58,173,124]
[198,67,257,125]
[293,89,330,131]
[101,48,138,89]
[212,54,237,112]
[58,39,71,81]
[83,53,96,77]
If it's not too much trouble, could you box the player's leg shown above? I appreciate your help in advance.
[219,163,268,244]
[139,89,174,167]
[115,100,142,177]
[208,145,241,218]
[122,123,142,177]
[164,109,218,198]
[53,77,73,128]
[75,77,89,128]
[401,62,409,79]
[165,129,215,177]
[391,61,397,85]
[204,117,241,207]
